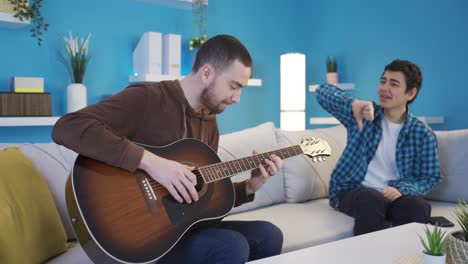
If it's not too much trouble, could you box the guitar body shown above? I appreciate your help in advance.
[66,138,235,263]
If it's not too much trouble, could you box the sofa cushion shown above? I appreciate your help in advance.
[427,129,468,202]
[218,122,285,214]
[224,198,354,253]
[0,147,71,263]
[45,242,93,264]
[276,125,347,203]
[8,143,78,240]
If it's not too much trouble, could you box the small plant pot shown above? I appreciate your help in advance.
[326,72,339,84]
[445,231,468,264]
[423,252,446,264]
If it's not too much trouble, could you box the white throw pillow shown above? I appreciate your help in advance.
[218,122,285,214]
[276,125,347,203]
[427,129,468,202]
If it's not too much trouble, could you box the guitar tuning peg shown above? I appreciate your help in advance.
[312,157,317,162]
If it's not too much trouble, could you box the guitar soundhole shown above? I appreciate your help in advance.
[194,169,204,192]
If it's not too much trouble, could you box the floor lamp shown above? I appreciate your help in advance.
[280,53,306,131]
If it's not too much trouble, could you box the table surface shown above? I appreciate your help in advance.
[248,223,454,264]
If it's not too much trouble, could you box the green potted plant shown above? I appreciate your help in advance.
[419,225,447,264]
[189,0,207,52]
[326,56,338,84]
[7,0,48,46]
[446,199,468,264]
[60,32,91,113]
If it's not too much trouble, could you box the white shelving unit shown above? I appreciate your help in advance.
[0,117,60,127]
[132,0,207,9]
[0,12,30,29]
[309,116,445,125]
[309,83,355,92]
[129,74,262,87]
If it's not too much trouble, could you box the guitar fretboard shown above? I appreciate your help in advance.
[199,145,303,183]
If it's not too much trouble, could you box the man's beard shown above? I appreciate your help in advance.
[200,82,225,114]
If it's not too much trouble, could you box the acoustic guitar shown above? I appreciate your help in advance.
[66,137,331,263]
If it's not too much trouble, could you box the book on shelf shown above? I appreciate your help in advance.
[10,77,45,93]
[0,92,51,116]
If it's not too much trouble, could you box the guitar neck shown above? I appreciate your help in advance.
[200,145,303,183]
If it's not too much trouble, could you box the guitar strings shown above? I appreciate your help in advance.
[147,170,205,191]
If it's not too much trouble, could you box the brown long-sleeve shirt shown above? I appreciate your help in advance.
[52,80,252,206]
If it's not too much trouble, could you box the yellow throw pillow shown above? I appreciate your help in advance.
[0,147,70,263]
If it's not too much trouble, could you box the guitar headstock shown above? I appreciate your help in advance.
[299,137,331,162]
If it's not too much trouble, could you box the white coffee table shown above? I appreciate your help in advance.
[248,223,454,264]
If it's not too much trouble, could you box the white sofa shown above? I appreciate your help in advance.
[1,122,466,263]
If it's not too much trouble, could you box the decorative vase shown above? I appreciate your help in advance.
[423,252,446,264]
[326,72,339,84]
[446,231,468,264]
[67,83,87,113]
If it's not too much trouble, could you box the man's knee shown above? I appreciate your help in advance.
[392,196,431,223]
[354,188,387,211]
[247,221,283,260]
[222,231,250,263]
[258,221,283,253]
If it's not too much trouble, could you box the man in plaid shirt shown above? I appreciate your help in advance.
[316,59,442,235]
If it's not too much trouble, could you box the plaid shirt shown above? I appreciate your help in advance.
[316,84,442,208]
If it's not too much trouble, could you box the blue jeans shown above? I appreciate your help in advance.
[158,220,283,264]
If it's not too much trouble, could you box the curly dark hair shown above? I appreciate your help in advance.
[383,59,423,104]
[192,35,252,74]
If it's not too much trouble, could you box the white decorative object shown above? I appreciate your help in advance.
[163,34,181,76]
[422,252,446,264]
[133,32,163,77]
[280,53,306,131]
[67,83,87,113]
[326,72,339,84]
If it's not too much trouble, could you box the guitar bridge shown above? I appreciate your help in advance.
[135,171,160,214]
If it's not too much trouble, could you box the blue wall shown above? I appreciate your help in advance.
[301,0,468,131]
[1,0,467,143]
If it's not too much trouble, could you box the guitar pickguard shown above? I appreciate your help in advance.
[162,182,213,225]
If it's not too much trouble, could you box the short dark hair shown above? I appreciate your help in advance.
[192,34,253,73]
[383,59,423,104]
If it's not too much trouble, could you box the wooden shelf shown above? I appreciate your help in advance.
[132,0,208,9]
[0,12,30,29]
[309,116,445,125]
[309,83,355,92]
[0,116,60,127]
[129,74,262,87]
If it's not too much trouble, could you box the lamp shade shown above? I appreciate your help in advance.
[280,53,306,111]
[280,53,306,130]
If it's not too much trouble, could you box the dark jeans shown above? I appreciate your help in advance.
[338,187,431,236]
[158,220,283,264]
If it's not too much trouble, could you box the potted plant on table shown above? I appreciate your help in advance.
[446,199,468,264]
[419,225,447,264]
[326,56,338,84]
[60,32,91,113]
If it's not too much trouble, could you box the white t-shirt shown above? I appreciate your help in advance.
[362,117,403,191]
